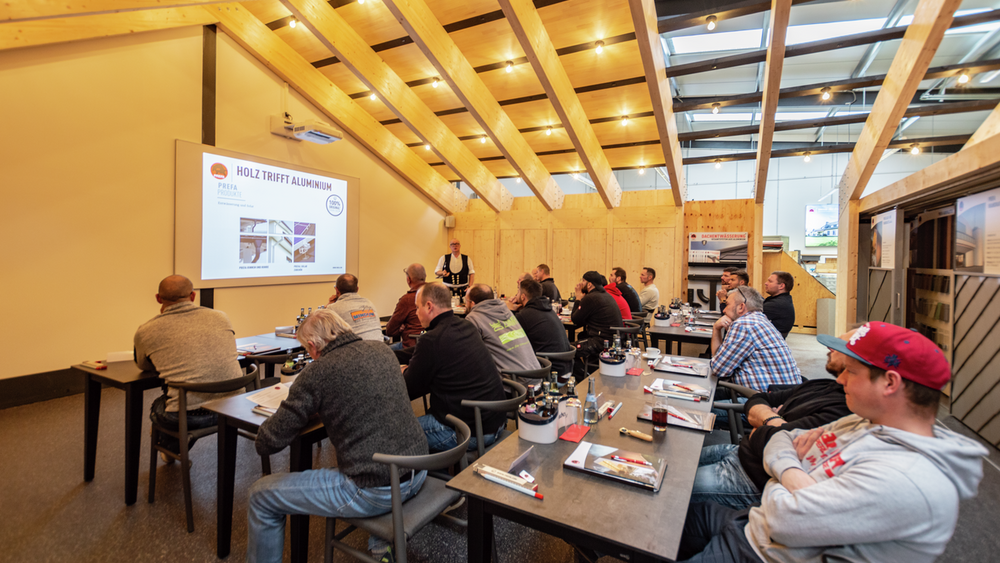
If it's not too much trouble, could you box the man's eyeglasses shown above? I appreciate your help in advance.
[736,286,749,305]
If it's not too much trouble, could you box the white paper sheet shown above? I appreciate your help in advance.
[246,383,291,409]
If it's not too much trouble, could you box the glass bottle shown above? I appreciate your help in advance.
[583,379,599,424]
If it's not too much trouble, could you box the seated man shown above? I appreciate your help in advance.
[611,267,642,314]
[715,267,739,308]
[248,309,428,563]
[534,263,561,303]
[638,267,659,312]
[465,283,541,373]
[762,270,795,338]
[711,286,801,392]
[691,332,853,510]
[604,279,633,321]
[505,272,534,312]
[717,268,748,311]
[385,263,426,350]
[514,278,573,380]
[570,271,623,381]
[679,322,987,563]
[403,282,507,451]
[134,275,244,459]
[326,273,382,341]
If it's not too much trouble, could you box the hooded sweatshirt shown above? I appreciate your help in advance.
[514,295,573,376]
[466,298,541,373]
[604,283,633,321]
[748,414,987,563]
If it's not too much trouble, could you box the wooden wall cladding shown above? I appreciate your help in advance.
[681,199,761,296]
[951,275,1000,446]
[450,191,683,298]
[762,250,835,334]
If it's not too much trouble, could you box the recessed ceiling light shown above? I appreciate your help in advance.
[595,40,605,54]
[707,15,717,31]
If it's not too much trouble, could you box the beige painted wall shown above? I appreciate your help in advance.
[448,191,685,300]
[0,27,448,379]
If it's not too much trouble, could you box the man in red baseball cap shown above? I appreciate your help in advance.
[677,322,988,563]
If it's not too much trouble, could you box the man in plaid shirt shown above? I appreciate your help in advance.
[711,286,801,392]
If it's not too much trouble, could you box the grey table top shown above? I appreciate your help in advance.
[235,333,303,354]
[447,363,717,561]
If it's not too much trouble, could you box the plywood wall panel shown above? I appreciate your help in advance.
[473,229,496,288]
[612,228,644,282]
[580,229,607,275]
[644,227,676,300]
[553,229,581,286]
[499,230,526,293]
[524,229,549,273]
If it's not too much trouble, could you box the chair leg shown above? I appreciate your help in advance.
[179,430,195,533]
[261,454,272,476]
[324,518,335,563]
[148,427,158,503]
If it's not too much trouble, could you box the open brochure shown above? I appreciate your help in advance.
[637,403,715,432]
[648,377,710,397]
[563,441,667,492]
[246,383,291,409]
[651,356,710,378]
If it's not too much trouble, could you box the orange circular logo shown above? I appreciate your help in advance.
[211,163,228,179]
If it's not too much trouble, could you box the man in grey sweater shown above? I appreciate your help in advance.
[134,275,243,457]
[248,309,428,563]
[678,323,987,563]
[326,273,383,341]
[465,283,541,373]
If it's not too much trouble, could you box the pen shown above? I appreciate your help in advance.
[668,411,695,424]
[611,455,652,467]
[673,383,695,391]
[609,402,623,419]
[654,391,701,402]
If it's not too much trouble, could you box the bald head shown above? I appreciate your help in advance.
[405,263,427,288]
[157,275,194,305]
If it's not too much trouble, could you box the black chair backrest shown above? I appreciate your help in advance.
[244,353,292,366]
[611,325,642,338]
[535,349,576,363]
[170,364,260,395]
[500,357,552,381]
[462,379,527,413]
[372,415,471,471]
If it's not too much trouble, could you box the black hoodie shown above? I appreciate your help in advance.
[514,296,573,375]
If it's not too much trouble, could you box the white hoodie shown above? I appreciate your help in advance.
[747,414,987,563]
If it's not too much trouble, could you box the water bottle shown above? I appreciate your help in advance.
[583,379,599,424]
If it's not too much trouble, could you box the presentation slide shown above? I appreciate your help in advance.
[200,152,347,280]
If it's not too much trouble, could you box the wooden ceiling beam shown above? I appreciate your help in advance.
[839,0,961,203]
[628,0,685,205]
[963,102,1000,149]
[381,0,564,210]
[1,0,225,23]
[206,3,467,214]
[498,0,622,208]
[752,0,791,205]
[0,7,217,51]
[665,9,1000,79]
[281,0,511,212]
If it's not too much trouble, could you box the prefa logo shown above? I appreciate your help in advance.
[211,163,228,180]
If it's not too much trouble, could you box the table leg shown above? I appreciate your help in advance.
[289,439,313,563]
[83,374,101,482]
[123,383,145,506]
[216,416,238,559]
[467,497,493,563]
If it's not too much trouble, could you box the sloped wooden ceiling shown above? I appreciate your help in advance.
[5,0,999,213]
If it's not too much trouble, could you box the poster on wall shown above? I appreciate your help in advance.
[805,205,838,247]
[688,232,749,263]
[955,186,1000,274]
[870,211,896,268]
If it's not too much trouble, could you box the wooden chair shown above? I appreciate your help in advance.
[148,364,261,533]
[323,415,471,563]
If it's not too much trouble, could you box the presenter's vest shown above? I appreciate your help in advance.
[444,254,470,286]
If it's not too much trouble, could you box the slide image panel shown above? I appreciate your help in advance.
[269,236,293,264]
[239,235,267,264]
[269,220,293,235]
[240,218,267,233]
[293,237,315,263]
[295,222,316,236]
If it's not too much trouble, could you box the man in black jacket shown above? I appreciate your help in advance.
[689,331,853,509]
[514,278,573,379]
[534,263,562,304]
[403,282,507,451]
[763,270,796,338]
[611,266,642,314]
[570,271,623,381]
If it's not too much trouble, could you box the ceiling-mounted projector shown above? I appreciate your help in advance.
[270,114,343,145]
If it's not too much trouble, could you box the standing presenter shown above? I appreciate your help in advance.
[435,238,475,298]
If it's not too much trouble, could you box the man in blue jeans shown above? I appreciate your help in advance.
[403,282,507,451]
[249,309,429,563]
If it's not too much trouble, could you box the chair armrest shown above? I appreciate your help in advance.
[168,364,259,393]
[710,401,747,414]
[717,380,758,399]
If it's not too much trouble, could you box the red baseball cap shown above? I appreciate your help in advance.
[817,322,951,390]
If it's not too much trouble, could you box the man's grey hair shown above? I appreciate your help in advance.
[728,286,764,312]
[296,309,354,351]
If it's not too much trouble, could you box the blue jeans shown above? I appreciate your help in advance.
[690,445,761,510]
[389,341,405,351]
[678,503,762,562]
[418,414,503,452]
[247,467,427,563]
[149,393,217,454]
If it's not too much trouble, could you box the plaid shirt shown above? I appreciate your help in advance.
[711,311,801,391]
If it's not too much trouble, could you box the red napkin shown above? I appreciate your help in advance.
[626,368,644,376]
[559,424,590,442]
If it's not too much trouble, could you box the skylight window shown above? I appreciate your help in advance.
[672,29,762,54]
[690,113,756,122]
[774,112,835,121]
[897,8,997,34]
[786,18,886,45]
